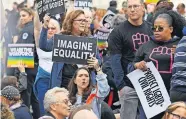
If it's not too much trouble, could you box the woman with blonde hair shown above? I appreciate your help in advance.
[162,101,186,119]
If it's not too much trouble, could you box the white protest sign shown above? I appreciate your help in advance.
[99,10,116,29]
[127,62,171,119]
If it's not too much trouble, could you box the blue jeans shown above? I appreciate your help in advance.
[34,66,50,116]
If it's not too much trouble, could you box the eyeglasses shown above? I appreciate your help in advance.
[167,111,186,119]
[48,27,56,30]
[55,99,71,105]
[73,19,88,23]
[127,5,141,10]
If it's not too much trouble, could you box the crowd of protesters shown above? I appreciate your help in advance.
[1,0,186,119]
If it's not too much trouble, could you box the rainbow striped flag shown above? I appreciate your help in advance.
[94,28,110,50]
[7,44,35,68]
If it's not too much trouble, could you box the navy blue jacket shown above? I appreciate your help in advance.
[39,27,102,88]
[12,104,32,119]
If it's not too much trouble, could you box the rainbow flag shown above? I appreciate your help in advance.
[7,44,35,68]
[94,28,110,50]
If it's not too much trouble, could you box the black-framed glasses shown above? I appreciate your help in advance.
[73,19,88,23]
[127,5,141,10]
[167,111,186,119]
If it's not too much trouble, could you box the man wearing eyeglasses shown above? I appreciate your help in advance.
[108,0,153,119]
[39,87,72,119]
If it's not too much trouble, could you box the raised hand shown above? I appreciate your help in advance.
[149,46,173,73]
[43,14,50,28]
[132,33,150,51]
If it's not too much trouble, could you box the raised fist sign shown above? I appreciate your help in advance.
[149,46,173,73]
[132,33,150,51]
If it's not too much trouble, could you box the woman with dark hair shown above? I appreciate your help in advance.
[39,10,101,89]
[128,10,186,119]
[68,57,110,119]
[15,7,40,118]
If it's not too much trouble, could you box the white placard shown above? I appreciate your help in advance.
[127,62,171,119]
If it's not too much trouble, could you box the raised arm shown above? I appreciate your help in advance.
[39,15,53,51]
[34,10,42,48]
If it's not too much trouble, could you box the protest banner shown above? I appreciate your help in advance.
[127,62,171,119]
[74,0,92,10]
[100,10,116,29]
[7,44,35,68]
[52,34,97,64]
[36,0,65,21]
[94,28,110,49]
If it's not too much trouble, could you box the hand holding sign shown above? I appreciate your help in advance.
[87,56,100,71]
[135,61,147,71]
[18,60,26,73]
[43,14,50,28]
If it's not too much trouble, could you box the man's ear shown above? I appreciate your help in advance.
[50,104,56,111]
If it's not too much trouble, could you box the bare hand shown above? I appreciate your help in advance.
[87,56,100,71]
[134,61,147,71]
[18,60,25,73]
[43,14,50,28]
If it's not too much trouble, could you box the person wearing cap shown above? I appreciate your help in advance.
[1,86,32,119]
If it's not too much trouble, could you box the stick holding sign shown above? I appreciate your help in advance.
[52,34,97,64]
[127,62,171,119]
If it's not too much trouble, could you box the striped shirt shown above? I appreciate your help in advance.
[171,36,186,92]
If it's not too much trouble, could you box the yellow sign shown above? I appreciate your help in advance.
[145,0,170,3]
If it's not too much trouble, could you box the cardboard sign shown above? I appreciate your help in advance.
[7,44,35,68]
[94,28,110,49]
[74,0,92,10]
[127,62,171,119]
[100,10,116,29]
[52,34,97,64]
[36,0,65,21]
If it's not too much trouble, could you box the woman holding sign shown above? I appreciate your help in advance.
[128,10,186,119]
[39,10,101,90]
[68,56,110,119]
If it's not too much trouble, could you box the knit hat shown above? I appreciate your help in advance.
[1,86,20,101]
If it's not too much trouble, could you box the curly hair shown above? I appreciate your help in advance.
[153,9,186,38]
[1,102,15,119]
[62,10,89,36]
[68,67,94,105]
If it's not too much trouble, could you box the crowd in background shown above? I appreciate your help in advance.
[1,0,186,119]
